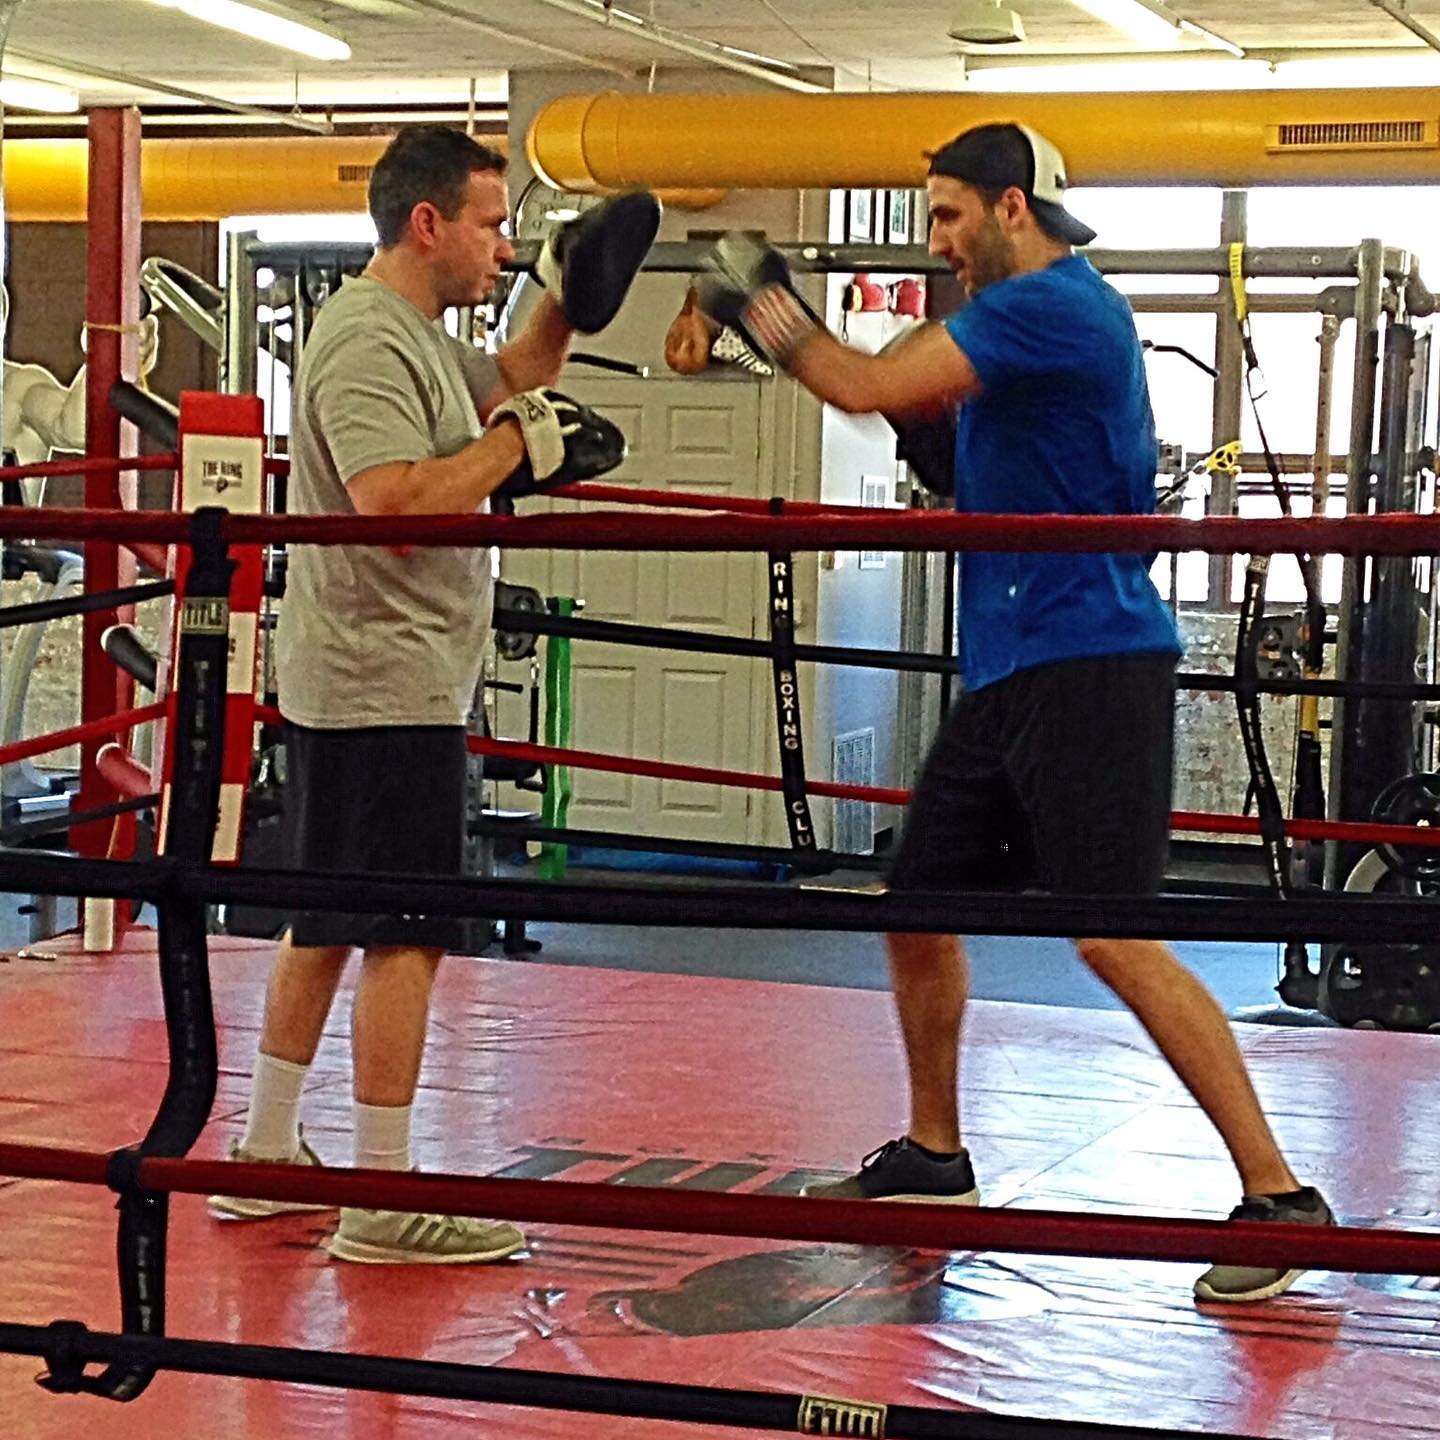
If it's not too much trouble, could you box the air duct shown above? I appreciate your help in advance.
[2,133,722,222]
[2,134,408,221]
[527,87,1440,191]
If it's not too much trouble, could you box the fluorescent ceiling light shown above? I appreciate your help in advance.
[0,75,80,111]
[1067,0,1181,49]
[141,0,352,61]
[965,52,1440,92]
[719,43,801,70]
[964,58,1272,91]
[1178,19,1245,58]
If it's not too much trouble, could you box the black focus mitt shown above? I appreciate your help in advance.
[888,410,957,498]
[535,191,662,334]
[877,326,957,498]
[489,388,626,504]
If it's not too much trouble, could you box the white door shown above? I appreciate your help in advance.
[497,377,765,844]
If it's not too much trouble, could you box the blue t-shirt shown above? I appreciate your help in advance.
[944,254,1181,691]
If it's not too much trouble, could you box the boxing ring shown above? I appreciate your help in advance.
[3,945,1440,1439]
[4,407,1440,1437]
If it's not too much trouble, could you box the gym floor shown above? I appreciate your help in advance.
[0,927,1435,1439]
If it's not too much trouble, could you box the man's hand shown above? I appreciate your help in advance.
[535,190,662,334]
[695,232,823,369]
[487,388,626,501]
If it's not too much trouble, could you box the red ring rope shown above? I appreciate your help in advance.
[5,505,1440,556]
[0,702,166,768]
[545,481,862,515]
[0,453,177,484]
[0,1140,1433,1274]
[265,456,858,517]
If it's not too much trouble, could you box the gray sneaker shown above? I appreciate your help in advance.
[207,1134,333,1220]
[801,1137,980,1204]
[1194,1186,1335,1303]
[326,1207,526,1265]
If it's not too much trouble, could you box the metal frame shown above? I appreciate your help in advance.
[218,230,1431,391]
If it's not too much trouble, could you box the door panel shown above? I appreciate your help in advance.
[497,378,764,842]
[659,667,731,816]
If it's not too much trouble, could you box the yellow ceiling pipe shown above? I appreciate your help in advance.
[528,88,1440,191]
[1,134,505,222]
[2,133,721,223]
[653,187,727,210]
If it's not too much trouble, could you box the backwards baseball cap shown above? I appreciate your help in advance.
[926,122,1097,247]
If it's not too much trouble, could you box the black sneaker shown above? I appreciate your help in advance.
[1193,1186,1335,1303]
[800,1138,980,1204]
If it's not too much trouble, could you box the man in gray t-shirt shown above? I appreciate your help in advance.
[276,273,499,730]
[210,126,651,1265]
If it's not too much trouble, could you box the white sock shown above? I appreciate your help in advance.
[240,1053,309,1160]
[354,1101,413,1173]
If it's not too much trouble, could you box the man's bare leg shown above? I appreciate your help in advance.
[886,930,969,1153]
[256,931,351,1066]
[1076,936,1298,1196]
[352,944,443,1109]
[221,933,349,1188]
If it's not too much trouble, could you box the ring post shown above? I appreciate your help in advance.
[40,503,235,1402]
[44,393,262,1399]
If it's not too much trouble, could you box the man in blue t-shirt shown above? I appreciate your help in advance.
[699,122,1331,1304]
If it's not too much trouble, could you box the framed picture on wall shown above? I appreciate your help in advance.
[846,188,873,242]
[888,189,912,244]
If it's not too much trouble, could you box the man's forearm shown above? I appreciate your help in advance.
[350,425,526,517]
[496,292,572,396]
[789,331,886,415]
[788,328,979,416]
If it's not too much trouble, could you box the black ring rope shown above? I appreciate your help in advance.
[5,848,1440,944]
[0,579,174,631]
[494,607,1440,703]
[471,815,883,874]
[7,1319,1252,1440]
[0,792,158,848]
[60,509,233,1401]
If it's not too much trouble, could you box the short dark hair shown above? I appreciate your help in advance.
[368,126,508,247]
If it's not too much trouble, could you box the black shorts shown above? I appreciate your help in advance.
[886,653,1176,897]
[284,721,467,950]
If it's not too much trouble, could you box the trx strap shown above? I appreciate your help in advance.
[1227,243,1328,899]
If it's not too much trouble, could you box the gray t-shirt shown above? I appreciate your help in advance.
[275,276,499,729]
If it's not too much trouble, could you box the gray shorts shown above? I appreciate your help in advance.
[887,653,1176,896]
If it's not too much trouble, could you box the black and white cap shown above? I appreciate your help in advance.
[926,122,1097,247]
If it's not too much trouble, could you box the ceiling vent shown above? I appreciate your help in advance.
[1266,118,1438,153]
